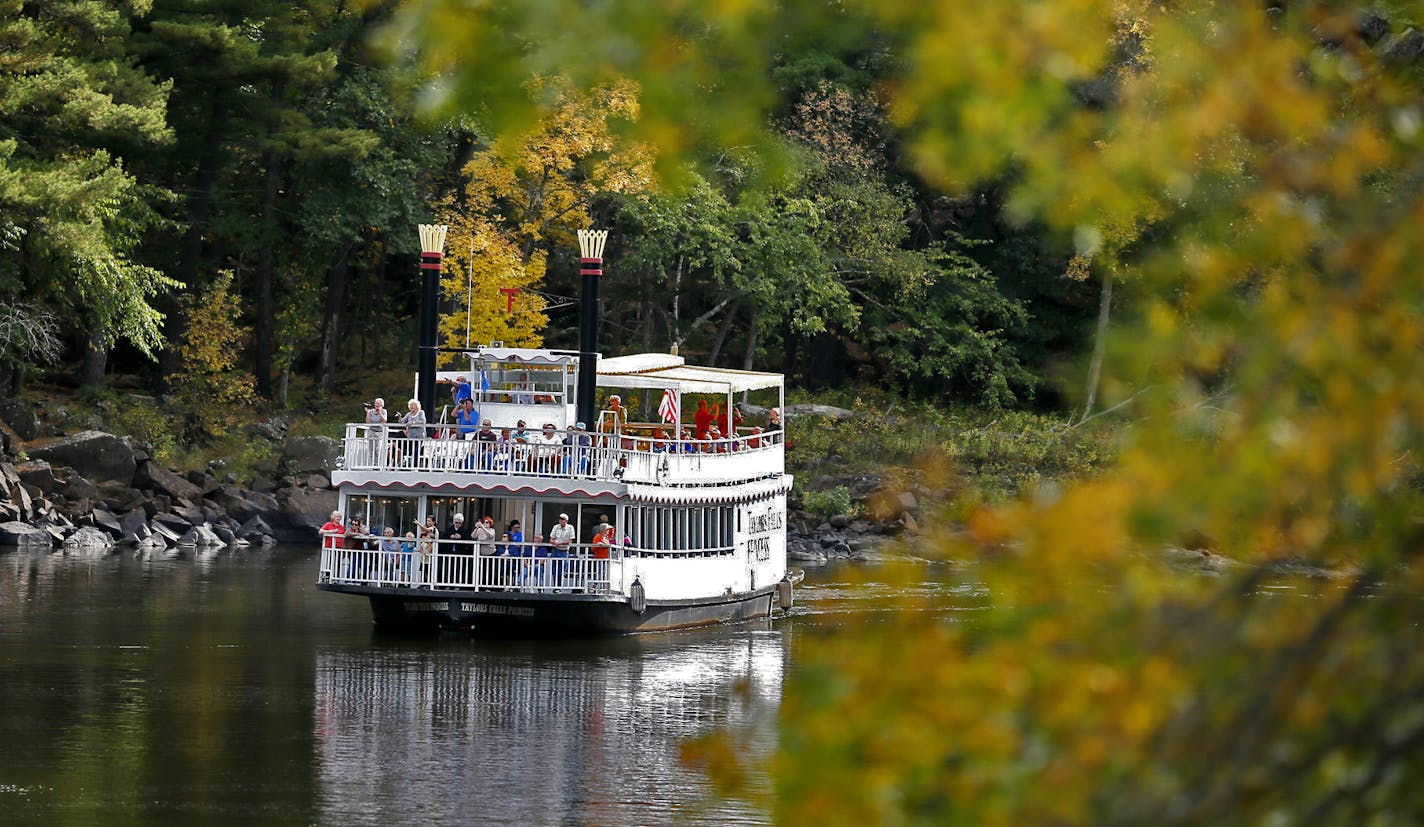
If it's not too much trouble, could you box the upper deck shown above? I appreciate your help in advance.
[339,346,788,494]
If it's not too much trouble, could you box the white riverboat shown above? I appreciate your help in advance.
[316,346,796,633]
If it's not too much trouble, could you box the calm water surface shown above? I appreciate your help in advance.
[0,544,983,826]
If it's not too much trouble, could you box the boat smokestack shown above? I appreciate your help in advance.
[417,223,448,419]
[576,229,608,429]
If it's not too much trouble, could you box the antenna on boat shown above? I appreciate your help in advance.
[576,229,608,430]
[417,223,449,419]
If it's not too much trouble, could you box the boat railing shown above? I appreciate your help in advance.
[318,536,619,594]
[339,424,786,485]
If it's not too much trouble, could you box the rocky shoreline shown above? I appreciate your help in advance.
[0,423,340,552]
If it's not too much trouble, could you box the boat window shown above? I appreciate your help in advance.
[346,493,419,538]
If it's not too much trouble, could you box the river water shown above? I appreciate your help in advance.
[0,544,983,826]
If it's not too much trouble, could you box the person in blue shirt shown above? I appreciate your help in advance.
[452,375,473,406]
[454,397,479,437]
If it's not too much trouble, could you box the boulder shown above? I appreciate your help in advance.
[172,505,206,526]
[62,474,100,501]
[0,521,50,547]
[1359,8,1391,44]
[134,460,203,502]
[281,435,341,475]
[248,416,290,443]
[271,486,338,542]
[238,514,276,540]
[0,396,40,441]
[148,519,182,543]
[29,431,136,484]
[96,482,145,514]
[1382,27,1424,65]
[177,524,225,547]
[10,481,34,521]
[15,460,62,494]
[212,485,279,522]
[120,508,149,539]
[828,514,851,529]
[250,474,278,494]
[91,508,125,539]
[303,473,330,489]
[897,491,919,513]
[64,526,114,550]
[152,512,193,534]
[212,524,237,545]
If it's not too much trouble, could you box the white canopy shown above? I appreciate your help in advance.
[463,347,580,366]
[597,354,782,394]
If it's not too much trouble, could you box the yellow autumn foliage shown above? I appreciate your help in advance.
[436,78,656,359]
[397,1,1424,822]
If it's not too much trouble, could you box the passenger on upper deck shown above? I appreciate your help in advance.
[402,399,426,439]
[452,375,473,405]
[599,395,626,444]
[536,423,563,473]
[768,406,782,432]
[454,398,478,439]
[511,372,534,404]
[694,399,713,440]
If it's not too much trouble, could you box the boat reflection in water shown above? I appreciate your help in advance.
[312,628,787,826]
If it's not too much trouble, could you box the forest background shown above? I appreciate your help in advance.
[6,1,1424,825]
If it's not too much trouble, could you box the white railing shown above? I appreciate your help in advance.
[340,425,785,485]
[318,537,618,594]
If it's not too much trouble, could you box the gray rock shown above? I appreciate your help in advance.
[152,512,192,535]
[249,417,290,443]
[788,547,827,562]
[62,474,99,500]
[171,505,206,526]
[64,526,114,550]
[281,435,341,475]
[212,486,279,522]
[250,474,278,494]
[238,515,275,540]
[212,524,238,544]
[1359,8,1391,44]
[0,521,50,547]
[177,524,225,547]
[270,486,338,542]
[15,460,61,494]
[304,473,331,489]
[898,491,919,513]
[0,396,40,441]
[134,460,203,502]
[119,508,149,538]
[1382,27,1424,64]
[30,431,136,484]
[828,514,850,529]
[848,474,883,499]
[849,520,871,534]
[148,519,181,543]
[91,508,125,539]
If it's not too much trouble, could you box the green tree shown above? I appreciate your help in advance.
[0,0,176,389]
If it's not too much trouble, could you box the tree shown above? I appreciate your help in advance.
[396,1,1424,823]
[0,0,176,389]
[435,78,656,359]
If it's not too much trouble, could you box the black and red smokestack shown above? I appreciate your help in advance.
[417,223,448,418]
[576,229,608,429]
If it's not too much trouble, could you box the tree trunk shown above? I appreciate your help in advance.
[79,328,108,389]
[253,144,282,398]
[709,299,741,366]
[742,308,759,403]
[1080,267,1114,423]
[318,242,355,398]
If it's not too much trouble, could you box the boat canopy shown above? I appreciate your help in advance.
[461,347,580,367]
[596,354,782,394]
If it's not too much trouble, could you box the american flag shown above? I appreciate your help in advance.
[658,388,679,424]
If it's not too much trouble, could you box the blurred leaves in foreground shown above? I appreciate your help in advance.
[392,0,1424,823]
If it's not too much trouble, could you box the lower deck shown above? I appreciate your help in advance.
[318,581,786,634]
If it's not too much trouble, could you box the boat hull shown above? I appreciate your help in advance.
[317,582,781,634]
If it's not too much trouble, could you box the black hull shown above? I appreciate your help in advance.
[317,582,782,635]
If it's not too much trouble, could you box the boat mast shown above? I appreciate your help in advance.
[576,229,608,429]
[417,223,448,418]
